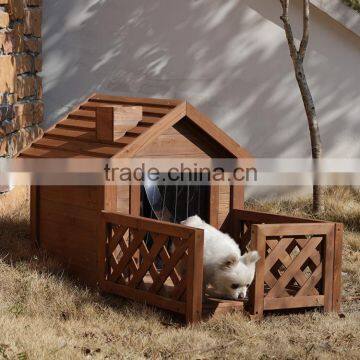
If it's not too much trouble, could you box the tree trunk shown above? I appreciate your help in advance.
[294,60,323,213]
[279,0,324,213]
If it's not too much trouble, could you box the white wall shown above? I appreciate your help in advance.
[42,0,360,195]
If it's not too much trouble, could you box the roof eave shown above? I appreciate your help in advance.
[185,103,253,160]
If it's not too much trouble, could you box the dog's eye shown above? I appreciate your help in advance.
[231,283,240,289]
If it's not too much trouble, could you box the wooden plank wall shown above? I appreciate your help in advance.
[135,126,236,229]
[117,185,130,214]
[135,127,210,158]
[37,186,103,286]
[218,185,231,228]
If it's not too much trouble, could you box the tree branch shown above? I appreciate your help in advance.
[279,0,298,63]
[280,0,289,14]
[299,0,310,60]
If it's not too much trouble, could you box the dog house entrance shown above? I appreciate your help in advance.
[141,173,210,224]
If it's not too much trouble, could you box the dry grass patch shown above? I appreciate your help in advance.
[0,187,359,359]
[246,187,360,231]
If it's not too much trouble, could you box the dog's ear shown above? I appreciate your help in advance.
[221,254,239,270]
[241,251,260,266]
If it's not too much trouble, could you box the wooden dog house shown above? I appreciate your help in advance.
[19,94,343,323]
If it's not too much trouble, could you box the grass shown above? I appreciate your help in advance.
[0,187,359,359]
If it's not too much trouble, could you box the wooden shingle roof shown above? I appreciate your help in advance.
[19,94,251,159]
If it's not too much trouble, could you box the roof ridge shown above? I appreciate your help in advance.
[19,94,252,160]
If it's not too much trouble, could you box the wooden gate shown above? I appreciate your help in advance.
[228,210,343,319]
[98,211,204,323]
[251,223,335,317]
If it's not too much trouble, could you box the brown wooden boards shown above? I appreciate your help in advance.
[233,211,342,318]
[99,211,204,324]
[19,93,253,162]
[19,93,343,324]
[135,127,210,158]
[202,297,245,318]
[36,186,105,286]
[333,223,343,312]
[30,186,39,247]
[96,106,142,143]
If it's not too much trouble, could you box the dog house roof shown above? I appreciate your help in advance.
[19,93,251,159]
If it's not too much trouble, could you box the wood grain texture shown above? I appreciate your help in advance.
[264,295,324,310]
[332,223,343,313]
[36,186,104,287]
[90,93,182,107]
[101,211,198,238]
[18,93,252,164]
[135,127,210,158]
[98,211,204,323]
[96,106,142,143]
[85,102,169,116]
[117,185,130,213]
[323,225,335,312]
[232,210,341,316]
[96,107,114,143]
[217,185,230,228]
[209,183,220,228]
[30,186,40,247]
[186,229,204,324]
[233,209,325,224]
[130,182,141,216]
[114,102,187,158]
[249,225,266,319]
[202,297,244,318]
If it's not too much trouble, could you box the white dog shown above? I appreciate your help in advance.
[181,215,260,300]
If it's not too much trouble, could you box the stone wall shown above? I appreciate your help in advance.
[0,0,43,158]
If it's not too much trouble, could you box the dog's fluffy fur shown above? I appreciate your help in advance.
[182,215,260,300]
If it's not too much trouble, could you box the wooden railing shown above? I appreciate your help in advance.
[98,211,204,324]
[227,210,343,319]
[228,209,321,254]
[99,209,342,322]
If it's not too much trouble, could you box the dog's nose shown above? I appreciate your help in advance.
[238,293,245,299]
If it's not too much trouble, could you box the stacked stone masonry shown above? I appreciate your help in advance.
[0,0,43,157]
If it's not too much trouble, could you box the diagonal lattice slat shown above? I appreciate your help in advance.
[296,237,322,267]
[128,234,168,288]
[149,241,189,294]
[109,229,147,282]
[105,222,191,300]
[266,235,324,298]
[100,211,205,324]
[159,245,181,286]
[171,276,187,300]
[296,263,323,297]
[116,229,140,283]
[265,237,320,296]
[138,241,160,284]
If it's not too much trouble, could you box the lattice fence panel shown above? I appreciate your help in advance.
[264,235,324,298]
[231,211,340,317]
[99,211,204,324]
[106,224,190,300]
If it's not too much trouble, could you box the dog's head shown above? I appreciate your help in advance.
[213,251,260,300]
